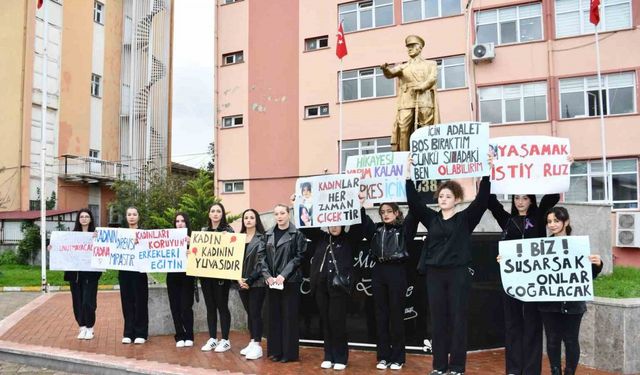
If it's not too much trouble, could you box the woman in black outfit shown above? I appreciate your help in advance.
[166,212,195,348]
[260,203,307,363]
[362,202,417,371]
[200,202,234,352]
[488,193,559,375]
[406,164,491,375]
[539,207,603,375]
[238,208,267,360]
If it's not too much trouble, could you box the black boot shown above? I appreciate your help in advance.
[551,367,562,375]
[564,368,576,375]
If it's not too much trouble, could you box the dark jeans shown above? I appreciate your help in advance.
[69,277,99,328]
[267,283,300,361]
[239,286,266,341]
[166,272,195,342]
[372,262,407,364]
[541,312,583,372]
[200,278,231,339]
[118,271,149,339]
[315,280,349,365]
[503,292,543,375]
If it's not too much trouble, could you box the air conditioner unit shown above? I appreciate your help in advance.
[472,43,495,62]
[616,212,640,248]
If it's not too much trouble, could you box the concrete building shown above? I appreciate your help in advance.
[214,0,640,265]
[0,0,172,240]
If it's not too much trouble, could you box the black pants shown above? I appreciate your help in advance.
[239,286,266,341]
[503,292,543,375]
[315,280,349,365]
[541,312,583,372]
[200,278,231,339]
[267,282,300,361]
[426,266,471,373]
[166,272,195,342]
[118,271,149,339]
[69,277,99,328]
[372,262,407,364]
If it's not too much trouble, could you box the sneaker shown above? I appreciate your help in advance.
[184,340,194,347]
[245,343,263,360]
[77,326,87,339]
[134,337,146,344]
[390,363,404,370]
[429,371,445,375]
[240,340,254,356]
[121,337,132,344]
[376,360,389,370]
[449,372,464,375]
[320,361,333,369]
[333,363,347,370]
[83,327,94,340]
[176,340,185,348]
[201,338,217,351]
[214,338,231,352]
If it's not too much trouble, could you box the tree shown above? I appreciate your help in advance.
[206,141,215,175]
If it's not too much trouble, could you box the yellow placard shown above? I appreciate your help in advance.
[186,231,246,280]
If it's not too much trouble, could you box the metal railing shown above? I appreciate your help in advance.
[59,155,124,183]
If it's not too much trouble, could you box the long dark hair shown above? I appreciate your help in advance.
[240,208,265,235]
[73,208,96,232]
[379,202,404,226]
[207,202,228,229]
[125,206,140,228]
[546,206,572,235]
[510,195,538,216]
[174,211,192,236]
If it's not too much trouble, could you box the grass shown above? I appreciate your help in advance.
[0,265,119,287]
[149,272,167,285]
[593,266,640,298]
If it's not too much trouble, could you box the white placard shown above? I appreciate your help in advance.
[345,151,409,204]
[49,231,104,272]
[293,174,361,228]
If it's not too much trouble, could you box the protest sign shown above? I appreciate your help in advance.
[91,228,138,271]
[186,231,246,280]
[49,231,104,272]
[293,174,361,228]
[345,152,409,204]
[136,228,188,272]
[499,236,594,302]
[490,136,571,194]
[409,121,490,180]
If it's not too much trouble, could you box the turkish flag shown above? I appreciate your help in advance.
[590,0,600,25]
[336,22,348,59]
[37,0,43,9]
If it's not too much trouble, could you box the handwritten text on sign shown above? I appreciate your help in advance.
[410,122,490,180]
[49,231,104,272]
[186,231,246,280]
[490,136,571,194]
[91,228,138,271]
[294,174,361,228]
[345,152,409,204]
[499,236,593,302]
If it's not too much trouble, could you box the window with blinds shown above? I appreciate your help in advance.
[555,0,631,38]
[559,72,636,119]
[479,82,548,124]
[476,3,543,45]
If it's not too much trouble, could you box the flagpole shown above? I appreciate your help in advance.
[339,59,344,173]
[40,0,49,293]
[594,21,609,204]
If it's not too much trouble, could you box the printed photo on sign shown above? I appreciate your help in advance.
[293,174,362,228]
[49,231,104,272]
[490,136,571,194]
[186,231,246,280]
[499,236,594,302]
[410,121,490,180]
[345,151,409,204]
[136,228,188,272]
[91,227,138,271]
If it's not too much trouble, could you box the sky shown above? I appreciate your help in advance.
[170,0,215,168]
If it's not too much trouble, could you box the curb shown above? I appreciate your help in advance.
[0,285,121,292]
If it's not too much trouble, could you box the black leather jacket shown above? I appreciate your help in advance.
[260,224,308,283]
[362,207,417,263]
[242,234,265,287]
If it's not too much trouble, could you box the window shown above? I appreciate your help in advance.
[340,67,395,101]
[89,204,100,226]
[565,159,638,209]
[223,181,244,193]
[223,0,240,3]
[221,115,243,128]
[222,51,244,65]
[479,82,547,124]
[304,104,330,119]
[340,137,391,171]
[402,0,461,22]
[305,36,329,51]
[559,72,635,119]
[339,0,394,33]
[93,1,104,24]
[89,149,100,158]
[476,3,543,45]
[555,0,632,38]
[91,73,102,97]
[436,55,466,89]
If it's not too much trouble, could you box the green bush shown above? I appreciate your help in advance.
[17,222,41,265]
[0,250,19,265]
[594,266,640,298]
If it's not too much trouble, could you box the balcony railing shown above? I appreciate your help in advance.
[59,155,124,184]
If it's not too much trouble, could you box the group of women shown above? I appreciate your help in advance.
[63,156,603,375]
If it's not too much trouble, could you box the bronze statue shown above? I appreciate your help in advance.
[381,35,440,151]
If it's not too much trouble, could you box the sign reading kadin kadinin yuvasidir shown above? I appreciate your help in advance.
[499,236,594,302]
[410,121,490,180]
[293,174,361,228]
[49,231,105,272]
[136,228,188,272]
[186,231,246,280]
[490,136,571,194]
[345,152,409,204]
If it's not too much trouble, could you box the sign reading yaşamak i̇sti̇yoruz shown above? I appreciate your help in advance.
[499,236,594,302]
[294,174,362,228]
[410,121,490,180]
[186,231,246,280]
[90,227,188,272]
[49,231,105,272]
[490,136,571,194]
[345,151,409,204]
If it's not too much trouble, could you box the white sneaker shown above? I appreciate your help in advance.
[176,340,185,348]
[77,326,87,339]
[184,340,193,347]
[320,361,333,369]
[333,363,347,371]
[83,327,94,340]
[134,337,146,344]
[121,337,132,344]
[214,338,231,352]
[245,342,263,360]
[390,362,404,370]
[201,338,217,351]
[376,360,389,370]
[240,339,254,356]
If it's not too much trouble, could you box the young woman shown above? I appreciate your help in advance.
[200,203,234,352]
[361,202,417,371]
[260,204,307,363]
[488,193,559,375]
[166,212,195,348]
[539,207,603,375]
[237,208,267,360]
[119,206,149,344]
[406,161,491,375]
[66,208,101,340]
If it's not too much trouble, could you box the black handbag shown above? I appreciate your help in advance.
[328,241,352,295]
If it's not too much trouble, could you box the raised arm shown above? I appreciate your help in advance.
[406,179,438,228]
[361,207,377,241]
[536,194,560,237]
[380,62,404,78]
[488,194,511,230]
[299,227,324,243]
[465,176,491,230]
